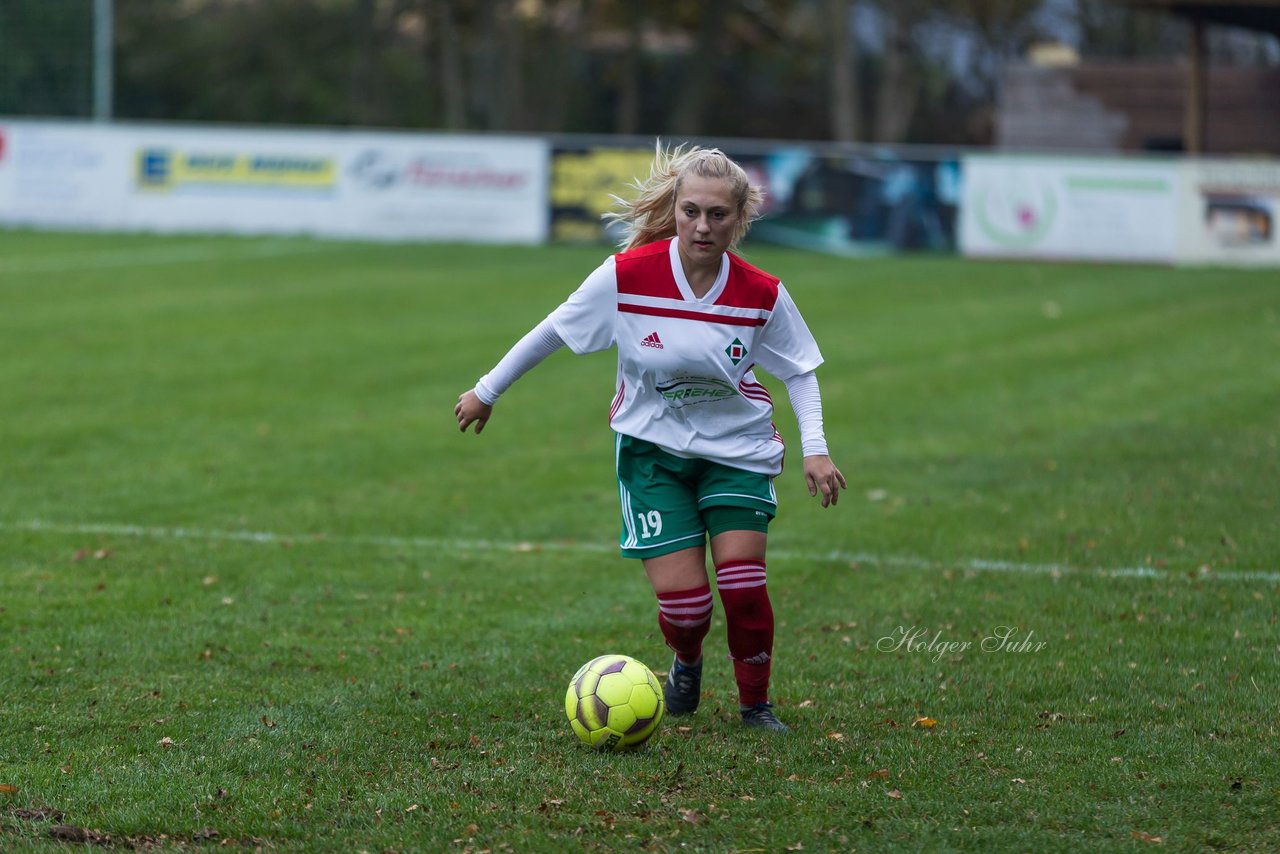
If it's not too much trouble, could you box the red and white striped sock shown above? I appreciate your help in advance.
[656,584,713,665]
[716,559,774,706]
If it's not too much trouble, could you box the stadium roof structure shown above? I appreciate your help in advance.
[1107,0,1280,152]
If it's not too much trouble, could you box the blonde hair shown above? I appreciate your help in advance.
[604,141,764,252]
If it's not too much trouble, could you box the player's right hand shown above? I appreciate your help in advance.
[455,389,493,434]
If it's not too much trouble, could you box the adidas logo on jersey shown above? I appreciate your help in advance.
[641,332,664,349]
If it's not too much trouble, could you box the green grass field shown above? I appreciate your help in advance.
[1,230,1277,852]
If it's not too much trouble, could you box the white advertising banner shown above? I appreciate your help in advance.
[960,154,1180,263]
[1176,159,1280,267]
[0,120,548,244]
[0,122,130,230]
[339,134,547,242]
[123,125,345,235]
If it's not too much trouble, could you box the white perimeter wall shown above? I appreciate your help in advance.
[0,120,549,244]
[3,119,1275,266]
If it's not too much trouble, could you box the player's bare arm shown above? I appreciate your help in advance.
[803,454,846,508]
[455,389,492,434]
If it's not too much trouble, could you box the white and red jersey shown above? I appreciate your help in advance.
[549,237,823,476]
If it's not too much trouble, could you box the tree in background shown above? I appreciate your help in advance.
[5,0,1275,145]
[0,0,94,117]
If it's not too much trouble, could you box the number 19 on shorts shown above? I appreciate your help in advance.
[636,510,663,539]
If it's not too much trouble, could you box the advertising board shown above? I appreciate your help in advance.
[736,148,960,255]
[549,142,961,255]
[1177,159,1280,267]
[960,155,1180,263]
[0,121,549,244]
[549,145,654,244]
[0,121,128,229]
[341,134,547,243]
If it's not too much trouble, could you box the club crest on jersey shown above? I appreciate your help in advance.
[725,337,747,365]
[641,331,663,349]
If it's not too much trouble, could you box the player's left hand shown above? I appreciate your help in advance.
[803,455,846,508]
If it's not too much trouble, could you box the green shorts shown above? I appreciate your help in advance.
[615,433,776,559]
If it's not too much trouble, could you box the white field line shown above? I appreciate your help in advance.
[5,519,1278,584]
[0,240,340,275]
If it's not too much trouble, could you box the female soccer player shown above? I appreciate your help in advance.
[455,144,845,732]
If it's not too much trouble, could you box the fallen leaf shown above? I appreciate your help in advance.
[887,789,903,799]
[913,716,938,728]
[51,825,107,845]
[679,809,702,825]
[261,715,276,728]
[466,823,479,836]
[1131,830,1163,844]
[798,699,814,708]
[826,731,845,741]
[1012,778,1027,784]
[405,804,419,812]
[158,737,175,749]
[866,769,890,781]
[93,549,111,560]
[72,549,89,562]
[537,799,565,812]
[0,784,17,794]
[786,844,805,851]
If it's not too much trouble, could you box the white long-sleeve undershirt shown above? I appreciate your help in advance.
[473,317,565,405]
[781,370,829,458]
[473,317,831,458]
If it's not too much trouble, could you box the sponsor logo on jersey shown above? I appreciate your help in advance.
[654,376,738,408]
[640,331,663,349]
[725,337,747,365]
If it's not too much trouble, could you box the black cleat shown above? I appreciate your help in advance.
[740,701,791,733]
[663,655,703,716]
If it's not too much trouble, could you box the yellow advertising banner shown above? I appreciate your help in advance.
[136,149,336,192]
[550,147,653,242]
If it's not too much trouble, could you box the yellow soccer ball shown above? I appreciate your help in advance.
[564,654,664,751]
